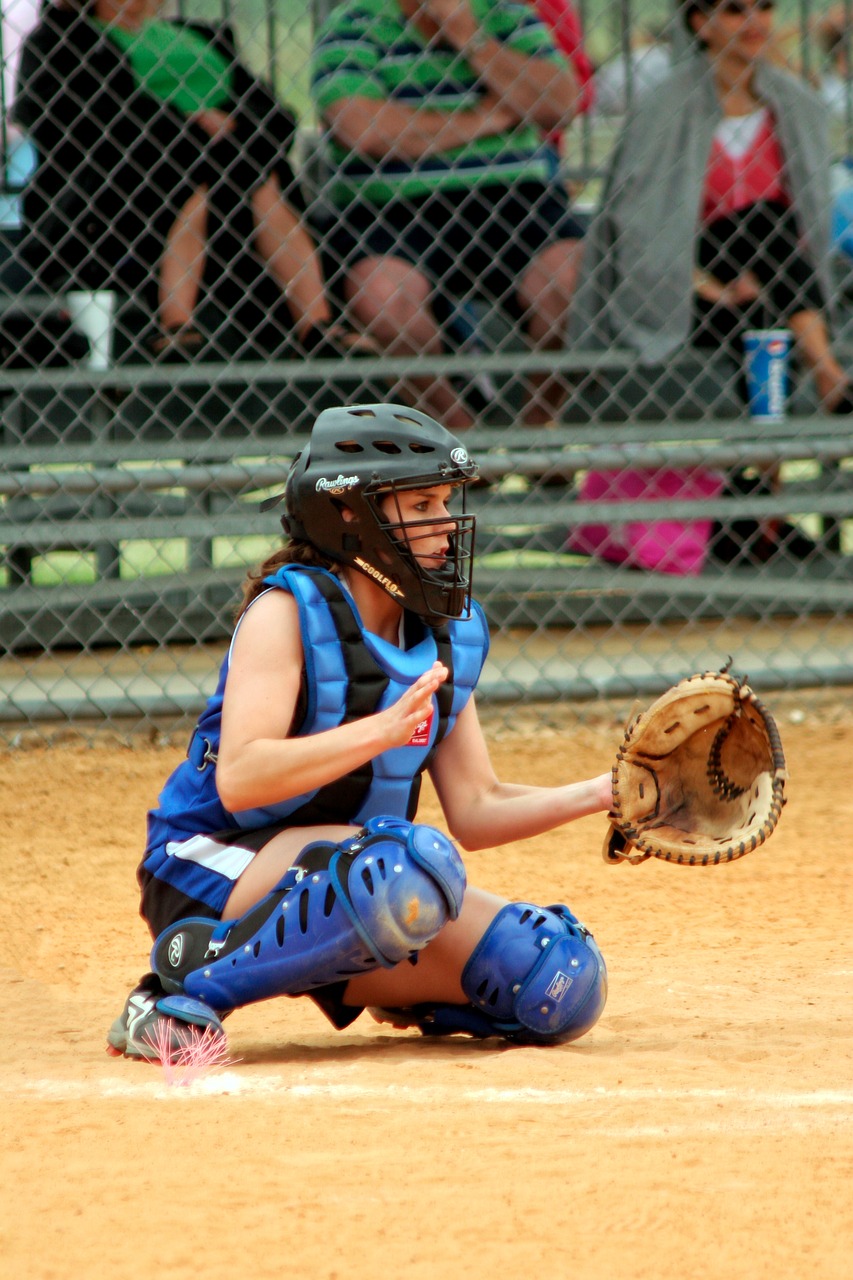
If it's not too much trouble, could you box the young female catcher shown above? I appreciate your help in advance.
[107,403,611,1062]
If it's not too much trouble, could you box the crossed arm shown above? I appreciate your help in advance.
[323,0,580,159]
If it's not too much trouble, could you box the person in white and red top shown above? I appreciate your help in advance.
[686,0,850,411]
[575,0,852,418]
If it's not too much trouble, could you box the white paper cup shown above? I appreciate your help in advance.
[66,290,115,370]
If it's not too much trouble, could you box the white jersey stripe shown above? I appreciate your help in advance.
[165,835,255,882]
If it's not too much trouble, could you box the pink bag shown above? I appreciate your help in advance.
[566,467,724,576]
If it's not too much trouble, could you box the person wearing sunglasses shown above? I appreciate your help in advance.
[572,0,853,417]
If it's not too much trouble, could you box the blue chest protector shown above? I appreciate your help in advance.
[146,566,490,854]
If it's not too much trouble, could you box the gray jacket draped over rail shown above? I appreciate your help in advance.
[570,54,832,363]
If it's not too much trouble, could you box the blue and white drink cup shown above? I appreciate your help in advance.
[743,328,792,423]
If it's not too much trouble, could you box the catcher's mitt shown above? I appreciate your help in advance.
[604,667,787,867]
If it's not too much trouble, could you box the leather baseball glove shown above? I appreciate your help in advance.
[604,667,787,867]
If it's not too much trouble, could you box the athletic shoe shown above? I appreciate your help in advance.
[106,976,225,1064]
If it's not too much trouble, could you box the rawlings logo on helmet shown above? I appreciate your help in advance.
[450,447,469,466]
[315,474,360,494]
[354,556,405,597]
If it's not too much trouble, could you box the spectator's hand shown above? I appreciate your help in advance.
[377,661,448,750]
[725,271,762,307]
[694,269,761,308]
[190,110,237,141]
[476,91,521,133]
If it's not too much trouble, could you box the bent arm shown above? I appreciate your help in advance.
[429,699,612,850]
[215,591,449,813]
[456,35,579,129]
[323,94,515,160]
[427,0,580,130]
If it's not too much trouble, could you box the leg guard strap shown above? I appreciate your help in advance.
[151,817,466,1014]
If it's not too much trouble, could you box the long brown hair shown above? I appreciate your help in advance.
[235,539,339,621]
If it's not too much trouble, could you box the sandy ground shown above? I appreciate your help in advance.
[2,699,852,1280]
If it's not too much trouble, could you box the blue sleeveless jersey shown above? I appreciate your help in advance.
[142,565,489,911]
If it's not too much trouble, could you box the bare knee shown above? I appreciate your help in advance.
[346,256,438,345]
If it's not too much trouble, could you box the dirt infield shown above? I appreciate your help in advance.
[3,698,852,1280]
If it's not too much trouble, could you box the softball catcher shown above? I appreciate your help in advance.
[107,402,610,1063]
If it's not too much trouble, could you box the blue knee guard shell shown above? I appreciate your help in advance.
[462,902,607,1043]
[151,816,466,1014]
[402,902,607,1045]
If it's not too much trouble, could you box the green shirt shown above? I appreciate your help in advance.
[100,21,232,117]
[311,0,566,206]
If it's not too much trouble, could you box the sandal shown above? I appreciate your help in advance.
[147,327,205,364]
[298,321,377,359]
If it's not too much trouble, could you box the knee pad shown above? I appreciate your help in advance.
[459,902,607,1044]
[150,816,466,1014]
[368,903,607,1046]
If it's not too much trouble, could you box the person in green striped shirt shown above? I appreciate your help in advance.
[313,0,586,426]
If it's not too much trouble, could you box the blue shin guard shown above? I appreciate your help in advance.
[376,902,607,1046]
[151,817,466,1015]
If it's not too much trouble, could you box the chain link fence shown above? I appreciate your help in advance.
[1,0,852,741]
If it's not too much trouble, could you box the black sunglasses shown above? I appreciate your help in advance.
[716,0,776,14]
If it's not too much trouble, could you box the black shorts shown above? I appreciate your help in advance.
[322,180,586,322]
[692,200,825,349]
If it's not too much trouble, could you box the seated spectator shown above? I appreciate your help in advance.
[13,0,367,360]
[312,0,587,428]
[573,0,853,414]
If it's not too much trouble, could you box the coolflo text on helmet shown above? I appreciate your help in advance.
[281,404,479,623]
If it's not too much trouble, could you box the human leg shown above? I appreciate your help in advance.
[743,204,848,408]
[149,184,209,359]
[158,185,208,332]
[250,173,373,356]
[344,253,474,429]
[349,889,607,1046]
[150,817,467,1015]
[699,202,849,408]
[446,181,584,425]
[517,237,583,424]
[251,173,332,338]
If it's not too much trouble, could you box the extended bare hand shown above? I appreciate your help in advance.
[380,661,448,749]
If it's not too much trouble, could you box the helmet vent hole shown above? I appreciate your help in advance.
[408,442,436,453]
[335,440,364,453]
[372,439,402,454]
[276,914,285,947]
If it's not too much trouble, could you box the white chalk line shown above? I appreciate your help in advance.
[4,1074,853,1124]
